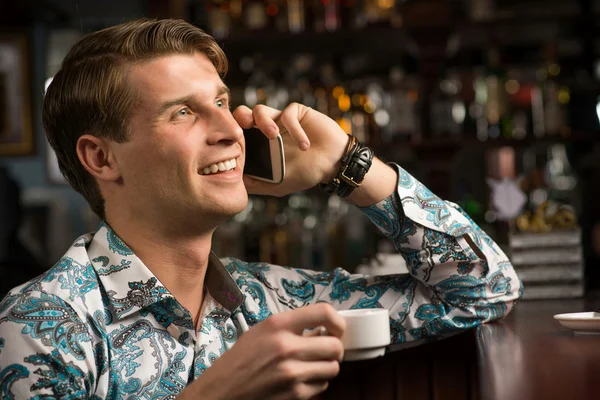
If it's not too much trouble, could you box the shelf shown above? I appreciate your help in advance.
[215,14,586,57]
[375,131,600,154]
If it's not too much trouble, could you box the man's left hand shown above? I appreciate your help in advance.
[232,103,349,197]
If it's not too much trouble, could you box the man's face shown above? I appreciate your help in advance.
[109,52,247,229]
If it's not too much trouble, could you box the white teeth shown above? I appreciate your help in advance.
[201,158,237,175]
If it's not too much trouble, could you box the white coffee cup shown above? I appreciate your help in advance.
[338,309,391,361]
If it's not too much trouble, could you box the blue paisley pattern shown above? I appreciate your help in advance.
[0,163,521,398]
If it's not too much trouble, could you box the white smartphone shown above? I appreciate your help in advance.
[243,127,285,184]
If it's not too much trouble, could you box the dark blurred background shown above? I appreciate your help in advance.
[0,0,598,300]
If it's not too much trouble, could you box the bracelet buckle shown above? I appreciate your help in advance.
[340,165,361,188]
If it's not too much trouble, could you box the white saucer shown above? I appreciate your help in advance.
[553,312,600,335]
[343,346,386,361]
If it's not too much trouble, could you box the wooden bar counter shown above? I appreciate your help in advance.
[323,298,600,400]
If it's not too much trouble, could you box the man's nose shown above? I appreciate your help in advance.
[206,111,244,145]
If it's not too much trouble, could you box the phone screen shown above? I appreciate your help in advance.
[243,128,273,180]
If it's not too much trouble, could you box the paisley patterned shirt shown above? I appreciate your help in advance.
[0,164,522,399]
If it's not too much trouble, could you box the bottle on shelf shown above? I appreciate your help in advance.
[484,48,511,140]
[245,0,268,30]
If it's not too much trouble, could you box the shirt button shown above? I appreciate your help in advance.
[174,308,185,317]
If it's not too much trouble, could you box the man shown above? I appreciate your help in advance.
[0,19,521,399]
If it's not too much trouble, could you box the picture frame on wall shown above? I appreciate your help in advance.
[0,33,33,156]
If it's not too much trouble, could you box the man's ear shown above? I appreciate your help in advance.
[76,134,121,183]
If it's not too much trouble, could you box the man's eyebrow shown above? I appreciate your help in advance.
[218,85,231,100]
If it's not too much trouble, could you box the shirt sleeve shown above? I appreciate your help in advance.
[0,291,100,399]
[226,164,522,344]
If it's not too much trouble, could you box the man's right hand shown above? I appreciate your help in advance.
[178,303,346,400]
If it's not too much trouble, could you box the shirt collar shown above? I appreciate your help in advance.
[87,221,244,320]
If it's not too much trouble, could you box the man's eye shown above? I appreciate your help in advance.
[177,108,190,116]
[216,99,228,109]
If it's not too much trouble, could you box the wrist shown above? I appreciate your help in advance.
[347,158,398,207]
[321,134,353,184]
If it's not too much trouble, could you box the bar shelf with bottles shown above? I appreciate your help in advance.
[191,0,599,147]
[199,0,599,271]
[226,45,596,150]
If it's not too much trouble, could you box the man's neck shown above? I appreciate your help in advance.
[105,214,214,326]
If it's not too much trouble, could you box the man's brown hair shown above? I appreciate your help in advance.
[42,18,227,219]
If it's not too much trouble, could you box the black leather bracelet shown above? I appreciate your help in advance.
[336,145,374,197]
[320,137,374,198]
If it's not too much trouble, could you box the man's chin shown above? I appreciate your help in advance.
[207,195,249,223]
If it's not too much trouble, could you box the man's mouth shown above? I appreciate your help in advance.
[200,158,237,175]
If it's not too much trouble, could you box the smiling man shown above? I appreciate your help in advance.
[0,19,522,400]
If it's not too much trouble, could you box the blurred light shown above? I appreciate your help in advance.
[475,79,487,103]
[505,79,520,95]
[364,101,376,113]
[548,63,561,77]
[558,87,570,104]
[485,210,497,223]
[596,97,600,126]
[351,93,362,106]
[531,189,548,207]
[338,94,351,112]
[352,112,365,126]
[469,103,483,118]
[256,88,266,103]
[452,102,466,124]
[359,95,368,106]
[276,87,289,107]
[488,108,500,125]
[477,118,488,142]
[266,4,279,16]
[407,90,419,103]
[377,0,395,9]
[244,87,258,106]
[374,109,390,127]
[512,111,527,140]
[303,215,317,230]
[337,118,352,134]
[240,57,254,73]
[333,86,345,99]
[440,79,461,95]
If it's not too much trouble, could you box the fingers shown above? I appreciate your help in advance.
[287,360,339,382]
[232,105,255,129]
[241,103,312,149]
[277,303,346,339]
[294,335,344,362]
[279,103,311,150]
[251,104,282,139]
[302,326,328,337]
